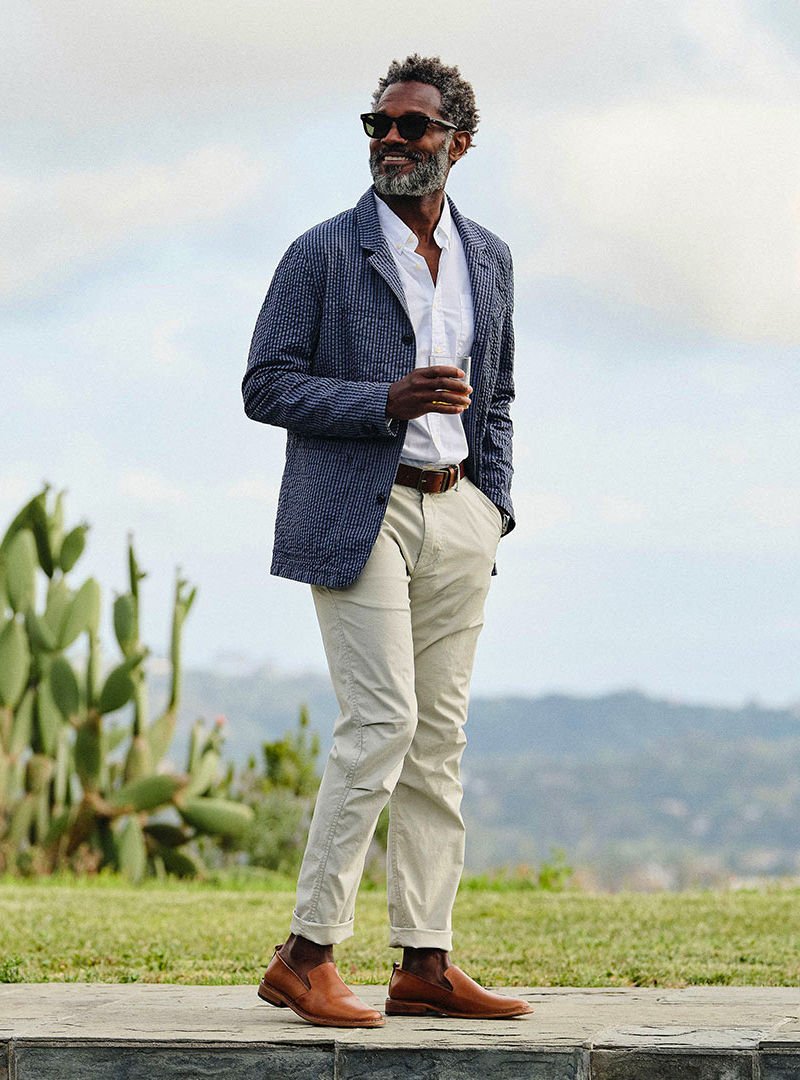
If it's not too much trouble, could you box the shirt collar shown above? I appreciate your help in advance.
[373,190,452,253]
[433,196,453,251]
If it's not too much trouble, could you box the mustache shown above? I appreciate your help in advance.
[372,149,423,165]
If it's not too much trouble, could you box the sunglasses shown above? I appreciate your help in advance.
[360,112,458,141]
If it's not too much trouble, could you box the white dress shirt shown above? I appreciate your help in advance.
[374,192,474,467]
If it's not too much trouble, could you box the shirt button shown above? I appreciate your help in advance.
[402,333,413,345]
[435,346,442,354]
[396,243,402,251]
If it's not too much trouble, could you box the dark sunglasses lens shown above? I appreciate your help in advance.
[362,114,390,138]
[396,115,428,140]
[362,113,430,140]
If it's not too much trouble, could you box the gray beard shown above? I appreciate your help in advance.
[370,139,452,197]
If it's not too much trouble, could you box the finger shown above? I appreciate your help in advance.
[423,387,471,403]
[418,365,464,379]
[429,378,472,394]
[425,403,466,413]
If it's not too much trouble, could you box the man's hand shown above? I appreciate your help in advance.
[386,365,472,421]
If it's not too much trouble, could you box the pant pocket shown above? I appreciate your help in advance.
[467,479,503,533]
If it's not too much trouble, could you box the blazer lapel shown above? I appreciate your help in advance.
[448,197,493,373]
[356,189,411,320]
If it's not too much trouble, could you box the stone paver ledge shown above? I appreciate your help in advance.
[1,983,798,1078]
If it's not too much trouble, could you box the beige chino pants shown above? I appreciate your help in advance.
[290,476,502,950]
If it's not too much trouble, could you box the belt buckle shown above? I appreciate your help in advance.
[417,464,458,493]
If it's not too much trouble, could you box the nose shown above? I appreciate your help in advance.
[380,119,407,144]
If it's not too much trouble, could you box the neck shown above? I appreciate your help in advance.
[375,189,446,245]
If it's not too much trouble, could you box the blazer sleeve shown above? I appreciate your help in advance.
[480,251,516,532]
[242,239,397,440]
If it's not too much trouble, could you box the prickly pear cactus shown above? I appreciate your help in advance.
[0,487,253,881]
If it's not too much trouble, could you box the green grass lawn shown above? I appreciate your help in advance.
[2,876,799,987]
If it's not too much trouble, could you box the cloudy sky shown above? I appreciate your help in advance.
[3,0,799,706]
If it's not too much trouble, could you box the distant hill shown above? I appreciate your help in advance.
[150,664,799,765]
[461,733,800,883]
[147,664,800,882]
[464,692,800,759]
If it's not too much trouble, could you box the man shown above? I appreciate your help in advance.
[242,54,530,1027]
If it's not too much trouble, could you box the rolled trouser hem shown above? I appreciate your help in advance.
[389,926,453,949]
[290,910,354,946]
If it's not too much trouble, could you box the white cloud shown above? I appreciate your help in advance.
[118,471,190,506]
[713,442,756,467]
[697,361,769,398]
[13,373,66,410]
[225,476,277,502]
[515,491,574,532]
[599,494,649,526]
[4,0,793,134]
[738,485,800,529]
[0,471,39,521]
[0,146,268,299]
[519,95,800,343]
[5,0,799,344]
[151,318,194,371]
[0,0,681,122]
[675,0,798,93]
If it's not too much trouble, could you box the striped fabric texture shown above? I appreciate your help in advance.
[242,188,515,588]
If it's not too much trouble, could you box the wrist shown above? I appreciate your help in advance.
[385,383,398,420]
[494,504,511,535]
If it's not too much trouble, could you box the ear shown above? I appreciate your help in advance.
[448,130,472,166]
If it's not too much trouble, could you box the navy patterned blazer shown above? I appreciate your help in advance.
[242,187,515,588]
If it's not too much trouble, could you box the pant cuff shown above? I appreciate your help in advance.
[389,926,453,949]
[290,909,354,946]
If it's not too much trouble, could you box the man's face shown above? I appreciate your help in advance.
[369,81,459,198]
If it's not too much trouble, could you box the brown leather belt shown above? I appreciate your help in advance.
[395,461,466,494]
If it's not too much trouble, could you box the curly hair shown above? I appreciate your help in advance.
[371,54,479,140]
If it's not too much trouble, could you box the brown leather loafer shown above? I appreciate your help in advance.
[258,945,385,1028]
[386,962,533,1019]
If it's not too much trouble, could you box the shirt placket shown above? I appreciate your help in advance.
[430,245,450,459]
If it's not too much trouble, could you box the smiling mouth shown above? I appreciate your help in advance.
[378,153,420,168]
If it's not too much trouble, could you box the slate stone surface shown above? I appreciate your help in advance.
[760,1052,800,1080]
[591,1024,765,1050]
[760,1018,800,1048]
[335,1046,589,1079]
[591,1049,755,1080]
[12,1043,334,1080]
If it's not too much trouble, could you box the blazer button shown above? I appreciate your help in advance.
[376,493,386,504]
[401,333,413,345]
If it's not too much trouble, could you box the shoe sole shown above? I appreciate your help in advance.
[385,997,533,1019]
[257,982,386,1028]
